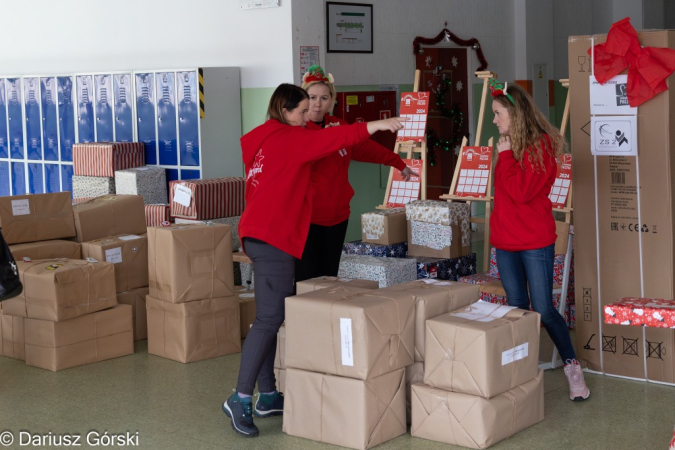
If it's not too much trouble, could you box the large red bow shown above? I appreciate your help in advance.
[588,17,675,107]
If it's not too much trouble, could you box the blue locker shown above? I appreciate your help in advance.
[41,78,59,161]
[61,164,73,196]
[76,75,95,143]
[95,74,113,142]
[44,163,60,193]
[12,162,26,195]
[136,73,157,164]
[157,72,177,165]
[0,162,9,196]
[0,79,7,158]
[7,79,23,159]
[24,77,42,160]
[180,169,200,180]
[57,77,75,161]
[113,74,133,142]
[28,163,44,194]
[177,71,199,166]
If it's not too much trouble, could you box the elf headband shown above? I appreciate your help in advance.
[302,65,335,85]
[488,78,515,105]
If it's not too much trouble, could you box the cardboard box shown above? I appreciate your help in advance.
[169,177,245,220]
[405,200,471,259]
[116,288,149,341]
[9,240,81,261]
[338,255,418,288]
[274,368,286,394]
[3,259,117,322]
[144,204,172,227]
[295,276,379,295]
[405,362,425,425]
[361,208,407,245]
[411,370,544,449]
[342,240,408,258]
[274,323,285,369]
[81,234,149,293]
[72,175,115,199]
[72,195,146,243]
[0,192,75,244]
[115,166,167,205]
[148,223,234,303]
[146,295,241,363]
[1,313,25,360]
[175,216,241,251]
[424,301,540,398]
[236,287,255,339]
[24,304,133,371]
[73,142,144,177]
[412,254,477,281]
[569,31,675,383]
[285,285,414,380]
[283,368,406,450]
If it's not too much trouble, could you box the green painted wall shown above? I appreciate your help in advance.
[240,87,275,134]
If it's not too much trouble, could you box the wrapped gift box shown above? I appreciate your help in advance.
[72,195,146,243]
[115,166,167,205]
[604,298,675,328]
[338,255,417,288]
[81,234,148,293]
[295,276,379,295]
[116,287,149,341]
[73,142,144,177]
[175,216,241,251]
[342,240,408,258]
[72,175,115,199]
[405,362,425,424]
[169,177,245,220]
[406,200,471,259]
[361,208,407,245]
[144,204,172,227]
[458,272,500,285]
[0,192,75,244]
[10,240,81,261]
[412,254,477,281]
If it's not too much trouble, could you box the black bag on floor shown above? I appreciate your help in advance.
[0,229,22,302]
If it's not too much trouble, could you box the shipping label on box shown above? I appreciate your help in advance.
[115,166,167,205]
[338,254,417,288]
[0,192,75,245]
[169,177,245,220]
[9,240,82,261]
[72,195,146,243]
[82,234,148,293]
[73,142,144,177]
[116,287,149,341]
[72,175,115,199]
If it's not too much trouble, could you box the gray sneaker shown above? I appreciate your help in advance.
[222,392,259,437]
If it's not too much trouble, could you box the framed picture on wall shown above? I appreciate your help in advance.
[326,2,373,53]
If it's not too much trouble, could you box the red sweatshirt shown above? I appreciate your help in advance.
[490,136,557,251]
[239,119,371,258]
[306,114,407,226]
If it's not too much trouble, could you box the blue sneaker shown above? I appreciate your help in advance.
[222,392,259,437]
[253,391,284,418]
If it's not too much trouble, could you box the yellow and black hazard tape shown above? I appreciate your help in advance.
[198,68,205,118]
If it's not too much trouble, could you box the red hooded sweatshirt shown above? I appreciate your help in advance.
[490,136,557,251]
[306,114,407,226]
[239,119,371,259]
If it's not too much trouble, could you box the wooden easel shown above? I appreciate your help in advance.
[377,70,428,209]
[555,79,573,224]
[440,71,497,271]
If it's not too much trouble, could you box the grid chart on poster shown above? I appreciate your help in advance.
[396,92,430,143]
[457,169,489,195]
[390,180,420,205]
[0,69,203,198]
[549,178,571,207]
[398,114,427,141]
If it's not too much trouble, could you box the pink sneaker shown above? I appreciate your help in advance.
[563,359,590,401]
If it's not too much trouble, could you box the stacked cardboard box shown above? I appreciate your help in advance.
[71,195,146,243]
[361,208,407,245]
[176,216,241,251]
[405,200,470,259]
[146,223,240,363]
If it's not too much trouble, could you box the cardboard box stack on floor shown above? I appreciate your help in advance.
[146,223,240,363]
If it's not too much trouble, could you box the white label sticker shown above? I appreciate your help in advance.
[366,95,375,103]
[105,247,123,264]
[173,185,193,207]
[11,199,30,216]
[502,343,529,366]
[366,233,379,240]
[118,235,141,241]
[340,318,354,366]
[589,75,636,116]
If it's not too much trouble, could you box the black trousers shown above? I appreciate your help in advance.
[236,238,295,395]
[294,219,349,284]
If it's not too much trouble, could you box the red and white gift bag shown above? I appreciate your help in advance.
[604,298,675,328]
[145,204,173,227]
[73,142,145,177]
[169,177,245,220]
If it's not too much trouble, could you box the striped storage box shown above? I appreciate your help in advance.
[145,204,172,227]
[73,142,145,177]
[169,177,245,220]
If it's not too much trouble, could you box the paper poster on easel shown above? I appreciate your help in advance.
[550,154,572,209]
[386,158,422,207]
[453,146,492,198]
[397,92,430,143]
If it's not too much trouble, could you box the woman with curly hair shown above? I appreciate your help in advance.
[490,81,590,402]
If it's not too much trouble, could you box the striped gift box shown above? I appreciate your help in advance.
[169,177,245,220]
[145,204,172,227]
[73,142,145,177]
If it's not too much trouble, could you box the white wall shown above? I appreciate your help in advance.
[292,0,327,84]
[0,0,294,89]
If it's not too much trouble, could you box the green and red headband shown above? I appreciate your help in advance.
[489,78,515,105]
[302,65,334,84]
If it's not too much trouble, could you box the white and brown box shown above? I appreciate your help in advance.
[117,287,149,341]
[72,175,115,199]
[361,208,407,245]
[0,192,75,244]
[1,313,25,360]
[405,200,470,259]
[24,304,134,371]
[81,234,148,293]
[146,295,241,363]
[115,166,168,205]
[72,195,146,243]
[9,240,81,261]
[295,276,379,295]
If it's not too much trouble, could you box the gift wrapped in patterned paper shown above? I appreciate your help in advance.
[169,177,245,220]
[412,254,477,281]
[458,272,500,285]
[72,176,115,199]
[73,142,144,177]
[361,208,407,245]
[338,254,417,288]
[115,166,167,205]
[342,240,408,258]
[604,298,675,328]
[405,200,470,259]
[175,216,241,251]
[489,247,499,278]
[144,204,173,227]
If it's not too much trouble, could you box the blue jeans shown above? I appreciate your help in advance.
[495,244,576,362]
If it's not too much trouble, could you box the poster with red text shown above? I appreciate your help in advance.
[396,92,430,143]
[550,154,572,209]
[453,146,493,198]
[386,158,422,207]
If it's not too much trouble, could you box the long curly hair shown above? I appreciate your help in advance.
[493,83,566,171]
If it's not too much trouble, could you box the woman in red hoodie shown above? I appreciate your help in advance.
[222,83,406,438]
[490,81,590,402]
[295,66,417,282]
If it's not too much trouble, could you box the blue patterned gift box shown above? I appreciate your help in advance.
[411,253,477,281]
[338,254,418,288]
[342,240,408,258]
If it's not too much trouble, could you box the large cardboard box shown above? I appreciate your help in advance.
[274,323,286,369]
[274,368,286,394]
[24,304,134,371]
[1,313,25,360]
[411,370,544,449]
[283,368,406,450]
[148,223,234,303]
[424,301,540,398]
[0,192,75,244]
[296,276,379,295]
[361,208,407,245]
[146,295,241,363]
[9,240,81,261]
[285,285,414,380]
[71,195,146,243]
[81,234,149,293]
[405,200,471,259]
[175,217,241,251]
[236,287,255,338]
[3,259,117,322]
[405,362,425,425]
[116,288,149,341]
[569,31,675,382]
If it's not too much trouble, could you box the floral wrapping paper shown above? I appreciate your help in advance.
[411,254,477,281]
[458,272,501,285]
[405,200,471,248]
[338,255,417,288]
[175,216,241,251]
[479,290,576,330]
[72,176,115,199]
[115,166,168,205]
[361,207,406,238]
[342,240,408,258]
[410,220,451,250]
[604,298,675,328]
